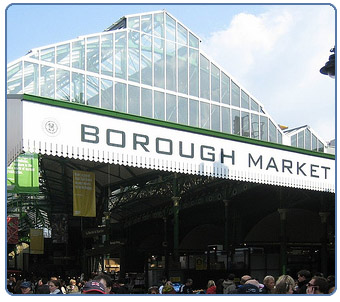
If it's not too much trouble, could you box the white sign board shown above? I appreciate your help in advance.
[17,99,335,192]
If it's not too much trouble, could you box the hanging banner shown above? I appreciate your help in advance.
[73,170,96,217]
[7,153,39,194]
[7,217,19,244]
[30,229,44,254]
[16,97,335,192]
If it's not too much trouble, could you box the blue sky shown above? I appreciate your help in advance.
[4,2,336,142]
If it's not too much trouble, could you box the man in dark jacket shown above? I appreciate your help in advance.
[36,277,50,294]
[180,279,193,294]
[296,269,311,294]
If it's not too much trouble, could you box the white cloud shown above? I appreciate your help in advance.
[201,5,335,142]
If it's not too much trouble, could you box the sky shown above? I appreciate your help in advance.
[4,1,336,142]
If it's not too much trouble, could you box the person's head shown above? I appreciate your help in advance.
[69,279,77,285]
[93,273,112,294]
[48,279,61,293]
[186,278,193,286]
[275,275,295,294]
[148,286,159,294]
[263,275,275,290]
[20,281,32,294]
[161,277,167,285]
[162,284,176,294]
[240,275,252,285]
[306,277,328,294]
[82,281,105,294]
[297,270,311,283]
[227,273,235,281]
[207,280,215,288]
[245,279,260,288]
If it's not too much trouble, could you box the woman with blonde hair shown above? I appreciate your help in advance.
[274,275,295,294]
[206,280,216,294]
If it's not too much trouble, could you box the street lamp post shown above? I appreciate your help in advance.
[320,47,335,78]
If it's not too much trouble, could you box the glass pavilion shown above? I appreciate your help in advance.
[7,10,327,152]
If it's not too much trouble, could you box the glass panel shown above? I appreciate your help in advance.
[177,23,188,45]
[222,107,231,134]
[41,47,55,63]
[251,113,259,139]
[221,72,230,105]
[166,94,177,122]
[231,81,240,107]
[200,101,210,129]
[141,34,152,86]
[260,116,268,141]
[154,13,164,38]
[101,34,113,76]
[101,79,113,110]
[87,36,99,73]
[178,45,188,94]
[7,61,23,94]
[298,131,304,148]
[189,48,199,97]
[211,64,220,102]
[305,129,311,150]
[291,134,297,147]
[86,75,99,107]
[29,51,39,60]
[56,69,70,101]
[277,131,282,144]
[128,85,140,115]
[211,104,220,131]
[166,14,176,41]
[24,61,39,95]
[318,140,324,152]
[115,82,126,112]
[166,41,176,91]
[40,65,55,99]
[189,32,199,48]
[251,98,259,111]
[128,31,140,82]
[189,99,199,127]
[154,38,165,88]
[141,88,152,118]
[200,54,210,100]
[241,111,250,137]
[71,72,84,103]
[128,16,140,31]
[154,91,165,120]
[232,109,240,135]
[72,39,85,70]
[241,90,249,109]
[141,14,152,34]
[178,97,188,125]
[312,134,317,151]
[115,32,127,79]
[57,43,70,66]
[269,120,277,142]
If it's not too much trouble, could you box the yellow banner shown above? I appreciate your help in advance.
[73,170,96,217]
[30,229,44,254]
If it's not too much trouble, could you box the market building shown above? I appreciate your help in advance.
[6,10,335,290]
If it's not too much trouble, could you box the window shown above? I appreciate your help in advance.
[56,69,70,101]
[115,82,126,112]
[177,23,188,45]
[260,116,268,141]
[189,48,199,97]
[141,14,152,34]
[231,81,240,107]
[221,72,230,105]
[189,99,199,127]
[211,64,220,102]
[101,79,113,110]
[251,114,259,139]
[166,41,176,91]
[24,62,39,95]
[128,16,140,30]
[101,34,113,76]
[222,107,231,134]
[86,75,99,107]
[251,98,259,111]
[71,71,84,103]
[154,13,164,38]
[154,38,165,88]
[154,91,165,120]
[178,45,188,94]
[232,109,240,135]
[87,36,99,73]
[291,134,297,147]
[128,31,140,82]
[200,55,210,100]
[166,94,177,122]
[41,47,55,63]
[305,129,311,150]
[269,120,277,143]
[141,34,152,86]
[189,32,199,48]
[211,105,220,131]
[128,85,140,115]
[200,102,210,129]
[166,14,176,41]
[178,97,188,125]
[241,111,250,137]
[115,32,127,79]
[241,90,249,109]
[298,131,304,148]
[141,88,152,118]
[57,44,70,66]
[72,39,85,70]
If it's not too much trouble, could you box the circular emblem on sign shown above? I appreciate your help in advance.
[42,118,60,137]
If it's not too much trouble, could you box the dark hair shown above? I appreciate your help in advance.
[227,273,235,281]
[48,279,61,289]
[93,273,112,288]
[297,270,311,279]
[312,277,329,294]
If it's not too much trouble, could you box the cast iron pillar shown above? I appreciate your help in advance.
[163,217,169,278]
[172,196,180,262]
[319,212,330,276]
[278,208,288,275]
[223,199,230,255]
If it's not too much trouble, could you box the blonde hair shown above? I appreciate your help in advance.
[207,280,215,288]
[274,275,295,294]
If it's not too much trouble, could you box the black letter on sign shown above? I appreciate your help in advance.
[282,159,293,174]
[81,124,99,144]
[106,129,125,148]
[321,166,330,179]
[156,138,173,155]
[133,134,150,152]
[266,157,278,172]
[311,164,319,178]
[201,145,215,162]
[248,154,262,169]
[297,162,307,176]
[179,141,194,158]
[221,149,235,165]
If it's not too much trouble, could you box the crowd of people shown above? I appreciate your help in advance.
[7,269,336,295]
